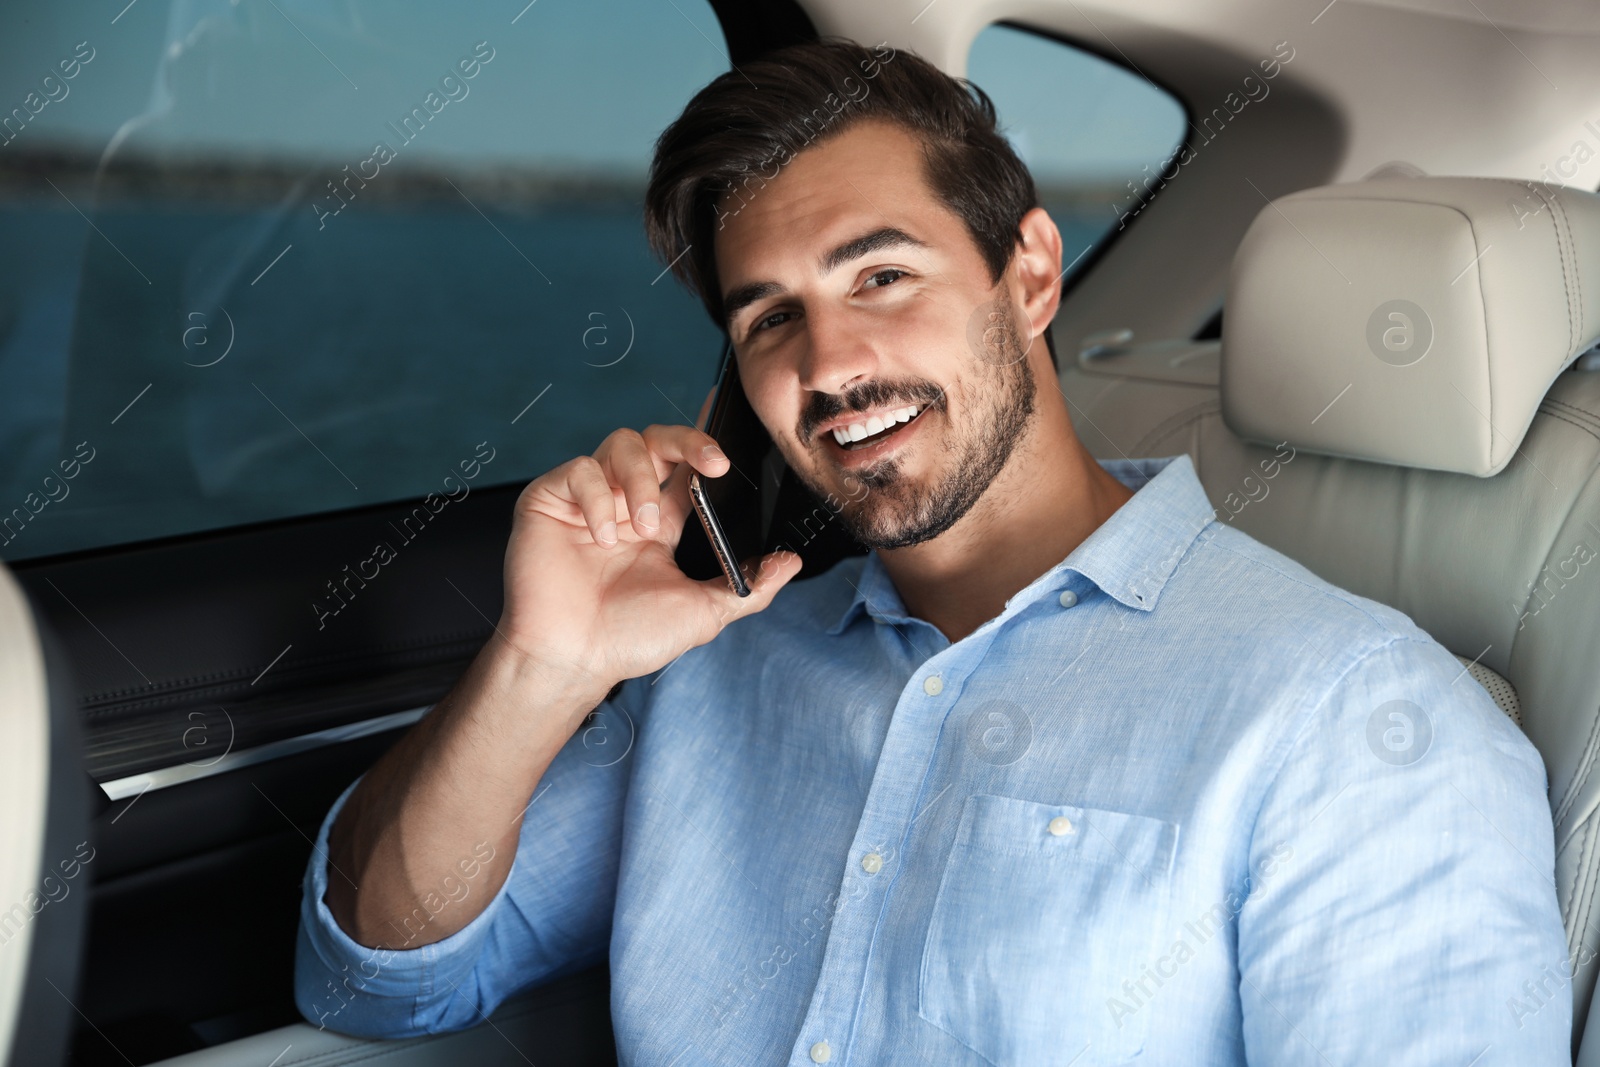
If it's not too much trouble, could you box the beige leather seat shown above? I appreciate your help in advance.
[0,564,90,1066]
[1066,176,1600,1061]
[141,977,609,1067]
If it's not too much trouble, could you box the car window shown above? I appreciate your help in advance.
[967,22,1186,287]
[0,0,729,562]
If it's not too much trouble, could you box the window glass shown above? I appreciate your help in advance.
[0,0,729,561]
[966,23,1186,287]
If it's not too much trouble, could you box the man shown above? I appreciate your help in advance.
[295,38,1569,1065]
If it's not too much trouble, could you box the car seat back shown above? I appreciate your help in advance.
[0,560,91,1067]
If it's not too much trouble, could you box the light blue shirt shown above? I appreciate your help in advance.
[295,453,1570,1065]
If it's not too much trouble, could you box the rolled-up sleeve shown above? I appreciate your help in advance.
[293,672,651,1038]
[1238,635,1570,1065]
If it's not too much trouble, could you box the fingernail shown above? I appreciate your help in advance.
[637,503,659,530]
[702,445,726,462]
[597,521,617,546]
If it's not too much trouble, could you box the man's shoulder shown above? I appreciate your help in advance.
[1187,520,1430,660]
[1177,521,1522,732]
[1191,522,1533,773]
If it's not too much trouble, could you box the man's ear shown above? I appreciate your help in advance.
[1010,207,1065,347]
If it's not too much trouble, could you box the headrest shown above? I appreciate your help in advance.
[1221,177,1600,476]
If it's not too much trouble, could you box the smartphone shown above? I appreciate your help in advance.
[686,342,772,597]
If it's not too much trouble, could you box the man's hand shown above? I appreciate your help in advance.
[497,389,802,693]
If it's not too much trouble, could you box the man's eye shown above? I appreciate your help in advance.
[753,310,794,333]
[863,268,907,289]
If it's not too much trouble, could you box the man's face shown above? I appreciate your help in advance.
[715,118,1040,550]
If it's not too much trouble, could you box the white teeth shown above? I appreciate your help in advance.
[830,404,923,448]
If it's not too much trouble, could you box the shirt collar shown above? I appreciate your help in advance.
[826,453,1216,635]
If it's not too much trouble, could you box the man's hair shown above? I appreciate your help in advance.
[643,37,1058,370]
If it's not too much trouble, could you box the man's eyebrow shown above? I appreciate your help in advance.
[723,281,784,327]
[818,226,926,276]
[721,227,929,327]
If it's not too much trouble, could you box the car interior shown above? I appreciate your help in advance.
[3,0,1600,1065]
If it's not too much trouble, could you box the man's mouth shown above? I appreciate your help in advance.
[828,403,926,451]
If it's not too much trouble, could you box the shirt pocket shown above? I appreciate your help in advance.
[918,794,1179,1066]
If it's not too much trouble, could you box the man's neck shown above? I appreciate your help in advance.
[878,402,1135,643]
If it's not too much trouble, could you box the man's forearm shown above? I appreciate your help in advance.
[323,633,612,949]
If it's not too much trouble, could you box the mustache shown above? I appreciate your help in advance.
[802,379,945,442]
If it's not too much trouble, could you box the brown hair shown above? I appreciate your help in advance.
[644,37,1057,369]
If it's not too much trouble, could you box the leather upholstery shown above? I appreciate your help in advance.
[147,992,557,1067]
[1223,178,1600,476]
[0,564,90,1067]
[0,564,50,1062]
[144,969,615,1067]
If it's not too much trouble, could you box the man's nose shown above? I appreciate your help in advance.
[797,304,879,397]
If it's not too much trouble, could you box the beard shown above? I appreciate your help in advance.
[793,294,1038,550]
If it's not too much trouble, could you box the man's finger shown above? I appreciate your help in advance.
[654,459,696,547]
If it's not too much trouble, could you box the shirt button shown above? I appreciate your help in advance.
[923,674,944,696]
[861,852,883,874]
[810,1040,832,1062]
[1048,815,1074,836]
[1059,589,1079,608]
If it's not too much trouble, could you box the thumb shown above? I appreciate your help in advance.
[702,549,804,622]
